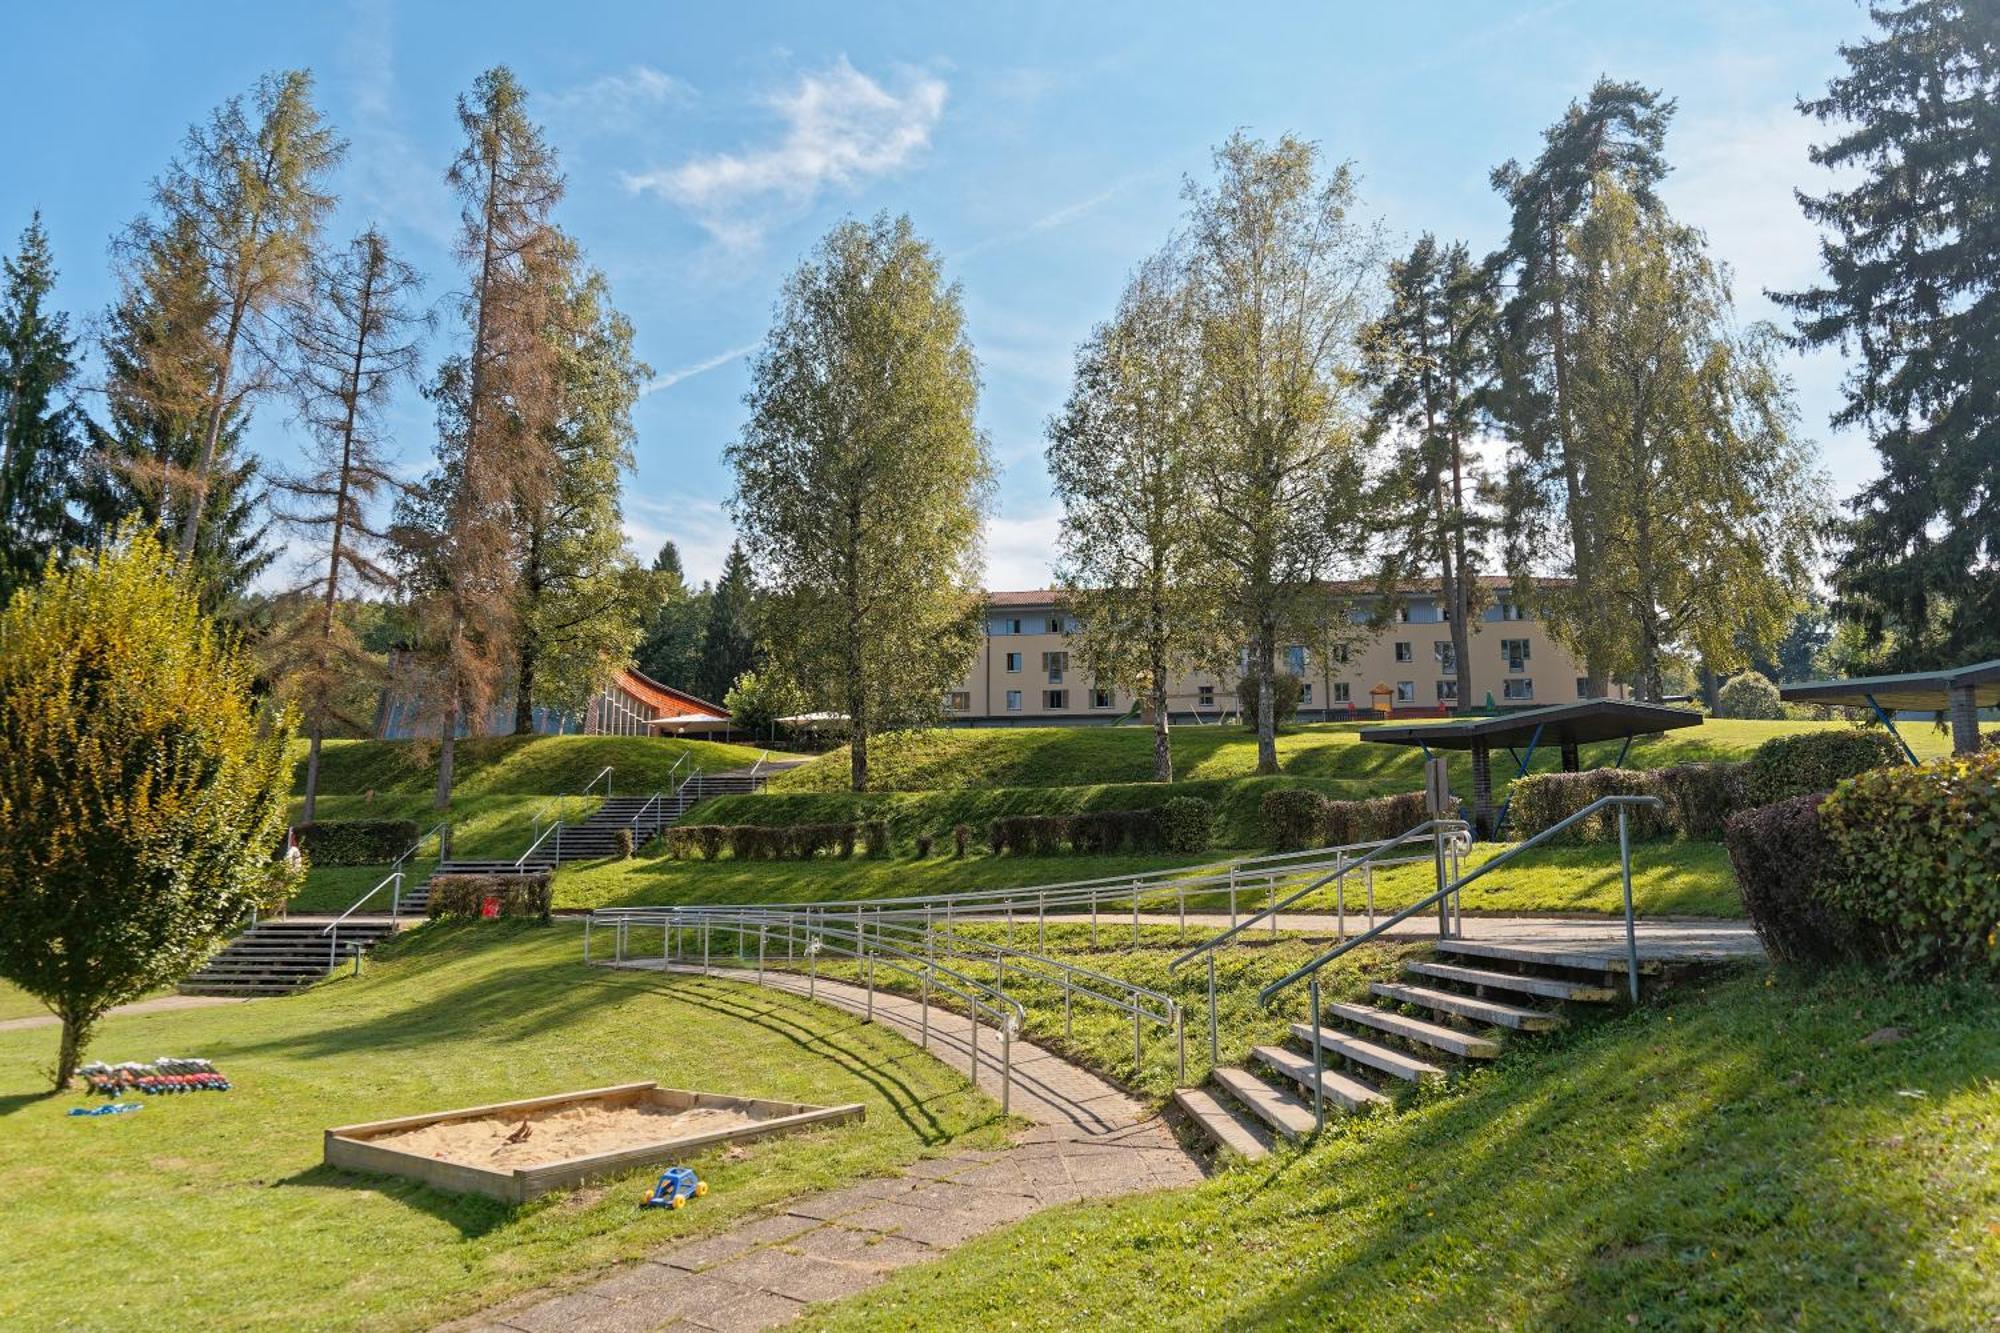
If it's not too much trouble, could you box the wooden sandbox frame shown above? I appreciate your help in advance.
[324,1081,865,1204]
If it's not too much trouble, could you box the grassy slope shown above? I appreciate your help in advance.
[296,733,768,798]
[811,963,2000,1330]
[0,924,1003,1331]
[769,719,1951,796]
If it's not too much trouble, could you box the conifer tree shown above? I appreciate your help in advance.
[267,229,428,819]
[1488,79,1675,692]
[696,542,760,704]
[0,214,88,602]
[1361,234,1497,712]
[1780,0,2000,666]
[635,540,709,690]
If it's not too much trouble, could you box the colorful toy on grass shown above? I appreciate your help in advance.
[640,1167,708,1210]
[78,1058,230,1097]
[67,1102,143,1117]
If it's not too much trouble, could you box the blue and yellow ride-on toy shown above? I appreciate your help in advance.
[641,1167,708,1210]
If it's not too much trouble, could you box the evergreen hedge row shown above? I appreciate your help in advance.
[426,873,553,923]
[292,819,420,866]
[1259,789,1442,852]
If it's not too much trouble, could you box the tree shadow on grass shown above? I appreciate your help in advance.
[1212,970,2000,1329]
[274,1161,516,1239]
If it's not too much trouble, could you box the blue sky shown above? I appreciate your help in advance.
[1,1,1876,589]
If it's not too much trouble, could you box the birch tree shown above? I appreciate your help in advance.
[729,214,993,792]
[1048,251,1221,781]
[1182,134,1381,774]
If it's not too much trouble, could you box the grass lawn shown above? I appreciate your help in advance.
[768,718,1952,796]
[551,831,1744,919]
[295,733,768,799]
[0,923,1004,1331]
[0,980,49,1023]
[808,963,2000,1330]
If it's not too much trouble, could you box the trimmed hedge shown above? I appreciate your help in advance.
[1260,788,1445,851]
[663,822,862,861]
[1654,762,1749,839]
[1819,747,2000,979]
[1159,796,1215,854]
[1744,728,1902,805]
[987,799,1216,856]
[293,819,419,866]
[1509,766,1742,843]
[1261,790,1324,852]
[1723,794,1860,965]
[426,873,553,923]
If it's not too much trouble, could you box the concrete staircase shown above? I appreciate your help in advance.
[1173,938,1648,1160]
[179,918,401,996]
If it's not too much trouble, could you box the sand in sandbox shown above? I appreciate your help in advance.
[373,1098,774,1169]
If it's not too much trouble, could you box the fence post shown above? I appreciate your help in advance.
[920,971,931,1048]
[1001,1020,1012,1116]
[1619,806,1640,1004]
[1309,977,1325,1134]
[1208,954,1218,1068]
[758,925,766,983]
[1133,1005,1143,1080]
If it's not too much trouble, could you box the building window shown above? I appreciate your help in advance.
[1499,602,1525,622]
[947,691,971,712]
[1198,684,1215,709]
[1301,682,1314,704]
[1091,687,1113,709]
[1436,680,1459,702]
[1006,690,1023,712]
[1284,644,1307,676]
[1334,643,1349,663]
[1394,641,1413,663]
[1044,689,1068,710]
[1046,616,1063,634]
[1434,640,1456,673]
[1504,678,1535,701]
[1042,650,1068,683]
[1333,682,1351,703]
[1006,652,1023,673]
[1395,681,1416,704]
[1577,677,1592,698]
[1396,604,1412,623]
[1501,638,1531,672]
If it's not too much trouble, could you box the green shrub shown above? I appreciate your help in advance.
[1716,670,1785,720]
[426,873,553,924]
[1653,762,1749,838]
[1237,672,1304,728]
[616,827,635,860]
[292,819,420,866]
[1723,794,1861,966]
[1159,797,1215,854]
[862,818,890,858]
[915,832,935,858]
[952,823,971,859]
[1819,748,2000,979]
[695,825,727,860]
[1324,791,1434,846]
[1261,789,1325,852]
[1744,728,1903,805]
[1506,769,1672,843]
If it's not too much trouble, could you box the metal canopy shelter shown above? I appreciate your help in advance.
[1778,658,2000,762]
[1360,700,1705,840]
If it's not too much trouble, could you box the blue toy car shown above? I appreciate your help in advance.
[641,1167,708,1210]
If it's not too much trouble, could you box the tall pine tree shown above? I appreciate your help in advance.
[1780,0,2000,666]
[0,215,88,602]
[635,541,708,691]
[696,542,760,704]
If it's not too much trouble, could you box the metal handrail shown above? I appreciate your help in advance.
[516,820,564,870]
[530,765,616,839]
[318,820,446,934]
[1168,819,1470,971]
[1258,795,1667,1006]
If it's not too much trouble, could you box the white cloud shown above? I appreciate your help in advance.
[545,65,692,132]
[982,509,1062,591]
[623,495,738,586]
[640,342,759,396]
[338,0,456,245]
[623,59,948,248]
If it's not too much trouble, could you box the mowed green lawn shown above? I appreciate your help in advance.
[808,963,2000,1331]
[0,924,1004,1331]
[766,717,1948,795]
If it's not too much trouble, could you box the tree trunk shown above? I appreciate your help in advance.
[435,702,458,812]
[54,1007,89,1090]
[850,722,868,793]
[1151,659,1173,784]
[302,722,324,823]
[1255,621,1278,775]
[513,638,537,734]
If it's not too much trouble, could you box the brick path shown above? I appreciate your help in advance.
[443,963,1203,1333]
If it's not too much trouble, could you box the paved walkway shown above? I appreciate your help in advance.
[445,963,1203,1333]
[0,993,250,1034]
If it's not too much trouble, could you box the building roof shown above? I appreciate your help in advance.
[1777,658,2000,711]
[1359,699,1704,751]
[984,576,1576,609]
[615,667,730,723]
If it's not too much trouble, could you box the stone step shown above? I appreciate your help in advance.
[179,981,310,996]
[1434,937,1658,976]
[1250,1045,1389,1112]
[1288,1023,1445,1083]
[1322,1000,1500,1059]
[1171,1086,1271,1162]
[1370,982,1565,1032]
[1213,1066,1319,1139]
[1406,959,1618,1003]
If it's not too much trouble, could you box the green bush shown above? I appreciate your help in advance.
[1261,789,1325,851]
[616,827,635,860]
[696,825,726,860]
[1237,672,1304,728]
[1506,769,1673,843]
[952,823,971,859]
[1819,748,2000,979]
[292,819,420,866]
[1723,794,1861,966]
[1653,762,1748,838]
[1744,728,1903,805]
[914,832,935,858]
[1158,797,1215,854]
[426,873,553,924]
[1323,791,1434,846]
[1716,670,1785,720]
[861,818,890,858]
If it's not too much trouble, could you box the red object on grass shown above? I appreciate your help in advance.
[480,895,501,919]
